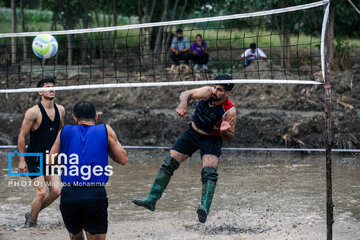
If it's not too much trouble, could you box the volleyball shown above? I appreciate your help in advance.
[32,34,58,59]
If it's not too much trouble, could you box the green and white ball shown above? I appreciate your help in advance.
[32,34,58,59]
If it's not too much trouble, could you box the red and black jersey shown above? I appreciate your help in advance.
[192,98,235,136]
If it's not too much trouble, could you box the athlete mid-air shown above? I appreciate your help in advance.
[133,74,237,223]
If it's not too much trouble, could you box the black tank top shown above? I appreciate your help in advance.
[27,103,60,154]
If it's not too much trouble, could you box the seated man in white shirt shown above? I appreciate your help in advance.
[240,43,267,67]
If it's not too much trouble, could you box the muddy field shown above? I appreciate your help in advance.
[1,61,360,150]
[0,150,360,240]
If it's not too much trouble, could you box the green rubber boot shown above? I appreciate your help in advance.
[197,180,216,223]
[132,171,171,211]
[132,155,179,211]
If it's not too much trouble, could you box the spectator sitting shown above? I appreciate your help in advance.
[240,43,267,67]
[170,28,191,66]
[191,34,209,70]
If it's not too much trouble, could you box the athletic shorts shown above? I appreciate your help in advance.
[25,155,58,179]
[171,124,223,158]
[60,186,108,235]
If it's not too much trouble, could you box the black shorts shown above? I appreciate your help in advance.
[25,155,58,179]
[171,125,223,158]
[60,186,108,235]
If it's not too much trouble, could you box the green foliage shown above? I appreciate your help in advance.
[333,0,360,38]
[332,37,353,70]
[193,0,359,39]
[335,38,351,56]
[0,7,52,22]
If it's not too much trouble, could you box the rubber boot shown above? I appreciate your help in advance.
[197,181,216,223]
[197,167,218,223]
[132,155,179,211]
[132,171,171,211]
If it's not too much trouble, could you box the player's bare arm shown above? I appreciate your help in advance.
[56,104,66,129]
[17,107,40,173]
[220,109,237,142]
[176,86,213,119]
[49,129,62,165]
[106,125,127,165]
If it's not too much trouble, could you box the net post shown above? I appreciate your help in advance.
[323,2,333,240]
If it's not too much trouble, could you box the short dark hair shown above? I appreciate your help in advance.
[37,78,55,88]
[73,101,96,120]
[250,43,256,49]
[176,28,183,34]
[214,74,234,91]
[196,34,202,39]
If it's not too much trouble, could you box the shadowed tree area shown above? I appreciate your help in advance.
[0,0,359,68]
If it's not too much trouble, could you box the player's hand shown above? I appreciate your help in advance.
[18,158,28,173]
[220,115,235,132]
[176,104,187,120]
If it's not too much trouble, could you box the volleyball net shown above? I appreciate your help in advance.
[0,1,330,93]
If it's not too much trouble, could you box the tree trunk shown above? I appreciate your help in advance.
[50,14,57,30]
[95,11,100,27]
[81,4,89,62]
[67,34,72,65]
[138,0,144,58]
[20,0,26,61]
[11,0,17,64]
[148,0,156,22]
[283,0,291,69]
[113,0,117,53]
[103,10,106,26]
[94,11,102,60]
[275,15,283,68]
[144,0,149,55]
[179,0,188,20]
[146,0,157,52]
[154,0,169,56]
[107,14,112,53]
[163,0,180,63]
[284,30,291,69]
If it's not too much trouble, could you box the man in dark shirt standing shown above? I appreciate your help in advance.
[17,78,65,227]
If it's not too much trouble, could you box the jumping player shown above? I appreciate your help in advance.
[17,78,65,227]
[133,74,237,223]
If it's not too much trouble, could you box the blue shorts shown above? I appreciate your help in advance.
[60,186,108,235]
[171,125,223,158]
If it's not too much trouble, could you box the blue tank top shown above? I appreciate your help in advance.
[60,124,109,185]
[192,98,235,135]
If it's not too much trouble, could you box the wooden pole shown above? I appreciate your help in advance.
[324,2,333,240]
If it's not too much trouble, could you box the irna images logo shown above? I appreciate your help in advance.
[8,151,43,177]
[8,151,113,181]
